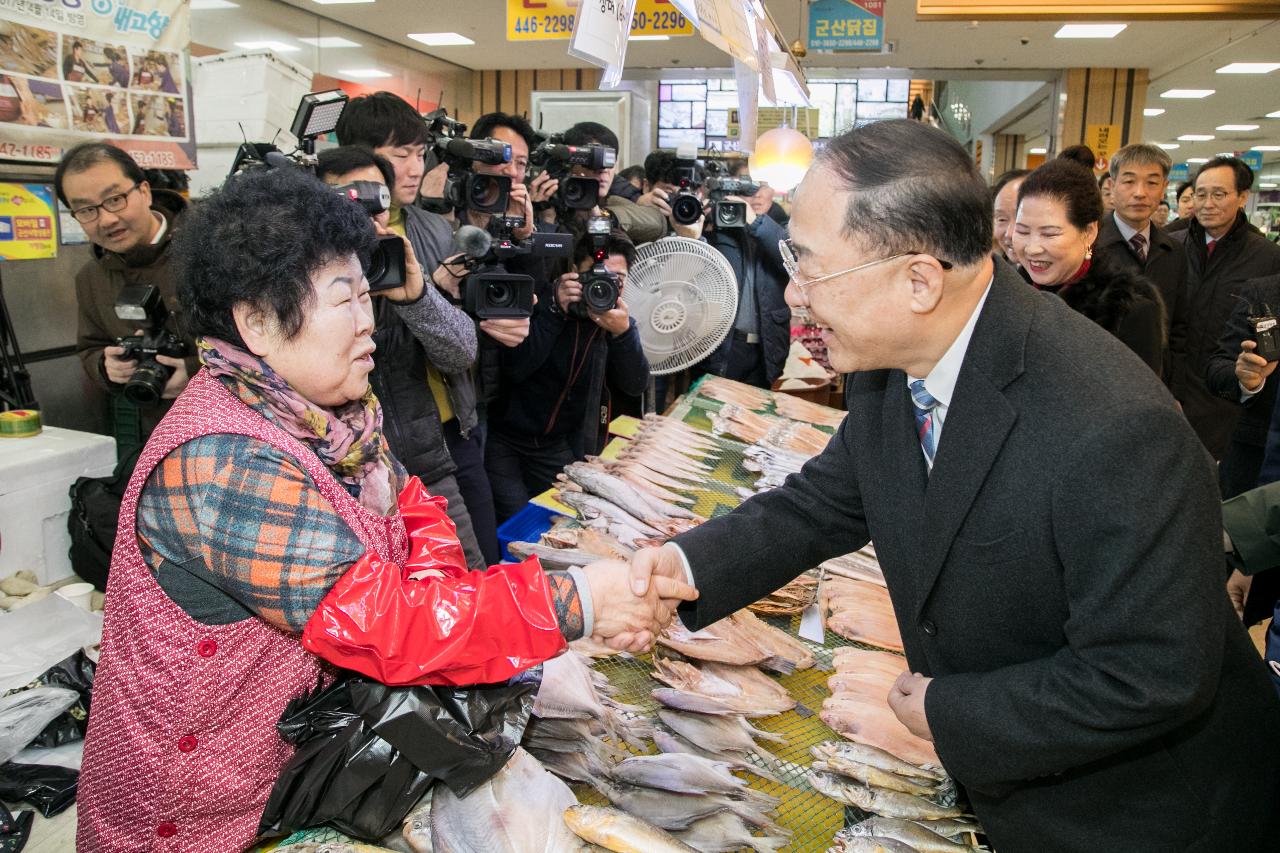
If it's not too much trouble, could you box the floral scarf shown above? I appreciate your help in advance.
[198,337,395,515]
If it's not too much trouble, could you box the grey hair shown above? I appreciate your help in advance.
[816,119,993,267]
[1109,143,1173,180]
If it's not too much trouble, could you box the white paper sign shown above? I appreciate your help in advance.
[569,0,640,88]
[754,13,776,106]
[734,58,759,152]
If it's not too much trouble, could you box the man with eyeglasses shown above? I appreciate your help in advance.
[55,142,198,455]
[621,119,1280,852]
[1171,155,1280,464]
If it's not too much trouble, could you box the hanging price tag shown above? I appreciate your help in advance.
[569,0,640,88]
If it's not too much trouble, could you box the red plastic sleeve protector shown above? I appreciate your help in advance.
[302,476,568,686]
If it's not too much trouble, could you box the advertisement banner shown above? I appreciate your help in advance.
[0,0,195,168]
[1085,123,1120,170]
[0,183,57,260]
[807,0,884,52]
[507,0,693,41]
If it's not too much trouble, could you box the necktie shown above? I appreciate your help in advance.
[1129,232,1147,262]
[1206,239,1218,258]
[909,379,940,466]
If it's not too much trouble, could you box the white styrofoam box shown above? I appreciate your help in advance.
[193,49,313,147]
[0,427,117,586]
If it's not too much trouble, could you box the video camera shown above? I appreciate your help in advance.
[422,108,514,215]
[452,217,572,319]
[670,144,705,226]
[229,90,407,292]
[529,133,617,211]
[569,215,620,320]
[113,284,188,407]
[706,175,761,230]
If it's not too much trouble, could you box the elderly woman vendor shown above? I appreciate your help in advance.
[75,168,694,851]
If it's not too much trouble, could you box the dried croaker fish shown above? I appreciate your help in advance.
[808,770,963,821]
[563,804,700,853]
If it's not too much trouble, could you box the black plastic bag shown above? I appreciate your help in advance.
[0,801,35,853]
[24,652,96,749]
[0,763,78,818]
[259,667,539,841]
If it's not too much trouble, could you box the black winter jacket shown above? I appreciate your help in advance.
[1206,274,1280,449]
[1053,258,1166,375]
[1172,212,1280,458]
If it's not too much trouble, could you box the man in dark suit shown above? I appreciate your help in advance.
[1093,143,1189,395]
[624,120,1280,852]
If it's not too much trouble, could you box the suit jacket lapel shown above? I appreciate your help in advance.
[911,265,1031,618]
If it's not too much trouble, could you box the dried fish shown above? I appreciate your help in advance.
[822,576,903,653]
[748,573,819,617]
[827,831,921,853]
[559,491,662,536]
[533,747,613,796]
[658,621,770,667]
[672,812,792,853]
[651,729,783,785]
[846,817,984,853]
[809,751,941,798]
[658,709,784,767]
[659,611,815,674]
[808,771,963,821]
[507,541,596,571]
[564,804,701,852]
[651,658,796,717]
[810,741,945,783]
[400,789,433,853]
[566,462,701,522]
[601,782,776,833]
[612,753,752,797]
[820,700,939,767]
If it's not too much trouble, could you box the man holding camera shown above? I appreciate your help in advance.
[333,94,490,567]
[554,121,667,245]
[637,147,707,240]
[485,225,650,521]
[55,142,199,457]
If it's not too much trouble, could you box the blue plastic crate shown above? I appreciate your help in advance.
[497,502,561,562]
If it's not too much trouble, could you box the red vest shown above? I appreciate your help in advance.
[77,370,407,851]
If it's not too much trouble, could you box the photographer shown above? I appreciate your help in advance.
[55,142,199,457]
[637,148,707,240]
[556,121,667,244]
[485,227,649,521]
[333,94,489,568]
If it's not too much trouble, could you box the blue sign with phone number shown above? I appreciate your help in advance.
[808,0,884,52]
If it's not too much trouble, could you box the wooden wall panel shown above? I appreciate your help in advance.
[1059,67,1149,161]
[458,67,605,128]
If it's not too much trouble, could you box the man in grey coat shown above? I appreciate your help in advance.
[624,120,1280,852]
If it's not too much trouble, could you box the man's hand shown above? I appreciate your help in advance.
[155,354,190,399]
[529,171,559,205]
[590,296,630,337]
[1236,340,1277,393]
[508,182,535,240]
[670,210,705,240]
[1227,568,1252,621]
[480,317,530,347]
[888,671,934,742]
[372,226,425,303]
[556,271,582,314]
[726,195,757,227]
[103,337,141,384]
[582,559,698,652]
[637,186,672,216]
[432,254,467,301]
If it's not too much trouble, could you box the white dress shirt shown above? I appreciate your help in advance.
[1113,213,1151,253]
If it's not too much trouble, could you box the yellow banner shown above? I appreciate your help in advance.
[1086,123,1121,170]
[0,183,58,260]
[507,0,694,41]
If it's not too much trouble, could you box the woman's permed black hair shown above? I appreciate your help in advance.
[1017,159,1104,231]
[174,168,377,348]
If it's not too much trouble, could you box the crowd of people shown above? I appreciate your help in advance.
[49,94,1280,851]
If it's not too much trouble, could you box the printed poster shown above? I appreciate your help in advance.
[0,183,58,260]
[0,0,195,168]
[808,0,884,52]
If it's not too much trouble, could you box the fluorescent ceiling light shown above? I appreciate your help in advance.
[235,40,299,52]
[1028,147,1047,154]
[1143,108,1165,117]
[1178,134,1214,141]
[1270,110,1280,119]
[299,37,361,48]
[1261,183,1278,188]
[629,35,670,41]
[407,32,474,46]
[191,0,238,8]
[311,0,375,4]
[338,68,392,78]
[1161,89,1215,99]
[1187,158,1210,163]
[1217,62,1280,74]
[1156,143,1180,150]
[1217,124,1259,131]
[1054,24,1126,38]
[1252,145,1280,151]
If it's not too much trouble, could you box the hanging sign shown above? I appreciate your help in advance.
[0,0,196,168]
[1240,150,1264,172]
[808,0,884,52]
[1169,162,1190,182]
[0,184,58,260]
[1086,123,1121,170]
[507,0,693,41]
[568,0,639,88]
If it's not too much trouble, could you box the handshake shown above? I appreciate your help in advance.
[578,545,698,653]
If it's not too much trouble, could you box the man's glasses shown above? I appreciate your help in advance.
[1192,189,1233,203]
[70,182,141,224]
[779,238,952,291]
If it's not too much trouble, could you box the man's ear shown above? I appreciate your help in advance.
[907,256,949,315]
[232,302,274,358]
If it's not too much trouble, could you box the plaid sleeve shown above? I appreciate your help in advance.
[547,571,585,642]
[138,434,366,633]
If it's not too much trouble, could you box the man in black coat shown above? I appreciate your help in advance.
[624,120,1280,853]
[1094,143,1189,394]
[1172,156,1280,459]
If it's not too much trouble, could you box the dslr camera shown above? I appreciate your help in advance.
[332,180,407,292]
[452,217,572,319]
[423,108,515,216]
[569,215,621,320]
[669,144,705,226]
[528,133,617,211]
[113,284,188,407]
[706,175,761,230]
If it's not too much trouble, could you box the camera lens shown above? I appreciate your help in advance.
[562,177,595,209]
[584,277,619,312]
[486,281,514,308]
[671,192,703,226]
[716,202,745,228]
[365,243,388,287]
[123,358,171,407]
[470,175,500,210]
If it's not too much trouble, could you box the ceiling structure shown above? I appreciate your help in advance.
[192,0,1280,173]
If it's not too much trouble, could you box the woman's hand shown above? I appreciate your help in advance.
[371,224,425,303]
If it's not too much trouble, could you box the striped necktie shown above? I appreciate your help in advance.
[1129,232,1147,262]
[909,379,940,466]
